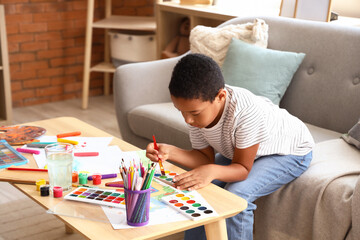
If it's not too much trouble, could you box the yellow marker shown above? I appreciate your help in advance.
[57,138,78,145]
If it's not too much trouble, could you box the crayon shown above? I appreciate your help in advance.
[74,152,99,157]
[57,138,78,145]
[57,131,81,138]
[27,143,51,148]
[16,148,40,155]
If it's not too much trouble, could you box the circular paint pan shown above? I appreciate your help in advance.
[187,200,195,204]
[175,193,184,197]
[180,206,189,210]
[192,203,201,207]
[204,210,213,214]
[191,213,201,218]
[169,199,178,204]
[174,203,183,207]
[198,206,207,210]
[186,210,195,214]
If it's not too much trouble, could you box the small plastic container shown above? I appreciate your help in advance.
[53,186,63,198]
[92,174,102,185]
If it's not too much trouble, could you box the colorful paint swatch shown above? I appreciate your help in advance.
[154,171,178,187]
[0,140,28,169]
[161,192,218,221]
[64,187,126,209]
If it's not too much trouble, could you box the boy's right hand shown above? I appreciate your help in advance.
[146,143,170,163]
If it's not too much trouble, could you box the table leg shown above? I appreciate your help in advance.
[65,225,74,234]
[204,218,228,240]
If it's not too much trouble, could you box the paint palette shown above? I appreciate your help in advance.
[64,187,126,209]
[161,192,218,221]
[0,140,28,169]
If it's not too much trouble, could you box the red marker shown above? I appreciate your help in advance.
[153,135,166,176]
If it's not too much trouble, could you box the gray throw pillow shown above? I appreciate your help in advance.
[342,118,360,149]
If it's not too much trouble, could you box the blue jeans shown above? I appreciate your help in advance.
[184,151,312,240]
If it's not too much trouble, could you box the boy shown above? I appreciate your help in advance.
[146,53,314,240]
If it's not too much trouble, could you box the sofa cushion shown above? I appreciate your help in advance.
[342,118,360,149]
[127,102,191,149]
[222,38,305,105]
[255,138,360,239]
[305,123,342,143]
[190,18,268,67]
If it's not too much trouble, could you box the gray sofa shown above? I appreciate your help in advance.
[114,16,360,239]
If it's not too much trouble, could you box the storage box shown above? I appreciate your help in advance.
[108,30,156,67]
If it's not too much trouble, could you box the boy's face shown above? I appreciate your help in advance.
[171,89,226,129]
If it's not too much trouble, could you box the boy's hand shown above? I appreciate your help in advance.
[146,143,170,163]
[173,165,215,191]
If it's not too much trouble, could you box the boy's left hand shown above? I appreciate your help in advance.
[173,165,214,191]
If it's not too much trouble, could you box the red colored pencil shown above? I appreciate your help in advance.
[7,167,48,172]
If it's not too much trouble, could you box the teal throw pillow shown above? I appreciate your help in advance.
[222,38,305,105]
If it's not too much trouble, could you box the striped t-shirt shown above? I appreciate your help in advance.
[189,85,314,159]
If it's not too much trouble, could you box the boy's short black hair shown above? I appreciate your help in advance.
[169,53,225,102]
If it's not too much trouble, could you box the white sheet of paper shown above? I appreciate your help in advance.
[31,136,115,172]
[73,145,122,174]
[102,198,187,229]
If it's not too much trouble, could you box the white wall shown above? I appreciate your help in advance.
[331,0,360,18]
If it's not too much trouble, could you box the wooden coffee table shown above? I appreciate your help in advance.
[0,117,247,240]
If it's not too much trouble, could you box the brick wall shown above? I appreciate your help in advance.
[1,0,155,107]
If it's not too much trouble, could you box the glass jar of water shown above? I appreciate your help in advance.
[45,143,73,191]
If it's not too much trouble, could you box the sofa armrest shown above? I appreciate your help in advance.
[113,56,182,147]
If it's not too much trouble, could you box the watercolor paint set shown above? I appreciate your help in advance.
[64,187,126,209]
[0,140,28,169]
[161,192,218,221]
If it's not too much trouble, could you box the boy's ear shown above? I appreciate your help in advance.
[216,88,227,102]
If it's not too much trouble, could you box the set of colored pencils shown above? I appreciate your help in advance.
[119,159,156,191]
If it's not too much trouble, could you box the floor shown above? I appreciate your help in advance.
[0,95,184,240]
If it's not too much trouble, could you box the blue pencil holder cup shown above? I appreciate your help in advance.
[124,188,151,226]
